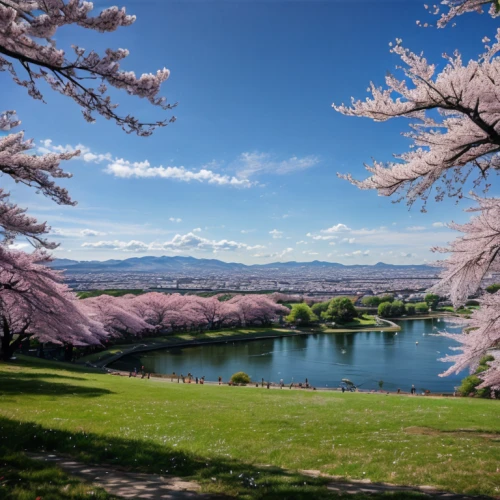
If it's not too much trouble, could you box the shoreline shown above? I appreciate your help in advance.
[107,368,457,398]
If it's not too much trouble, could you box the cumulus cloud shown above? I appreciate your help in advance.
[296,240,308,245]
[235,152,319,178]
[320,223,351,234]
[82,232,266,254]
[169,217,182,223]
[269,229,284,239]
[106,159,252,187]
[432,222,446,228]
[341,237,356,244]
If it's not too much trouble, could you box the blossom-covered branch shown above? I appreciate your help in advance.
[439,292,500,389]
[430,0,500,28]
[431,195,500,306]
[0,110,78,248]
[334,32,500,209]
[0,1,176,135]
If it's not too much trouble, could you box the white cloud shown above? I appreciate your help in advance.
[306,232,337,241]
[302,251,319,256]
[80,229,106,237]
[169,217,182,223]
[39,139,113,163]
[9,242,30,250]
[432,222,446,228]
[40,140,253,188]
[269,229,284,239]
[341,237,356,244]
[82,232,265,254]
[296,240,308,245]
[106,159,252,187]
[328,241,336,246]
[235,152,319,178]
[406,226,426,231]
[240,229,255,234]
[192,228,202,232]
[320,223,351,234]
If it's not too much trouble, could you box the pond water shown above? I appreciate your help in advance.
[111,319,465,392]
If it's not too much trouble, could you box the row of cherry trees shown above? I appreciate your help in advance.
[81,293,290,339]
[334,0,500,389]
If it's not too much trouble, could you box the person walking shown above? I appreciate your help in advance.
[218,376,222,385]
[411,384,416,395]
[280,378,284,389]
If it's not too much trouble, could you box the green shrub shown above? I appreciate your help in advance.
[285,303,318,325]
[230,372,251,384]
[322,297,357,323]
[415,302,429,314]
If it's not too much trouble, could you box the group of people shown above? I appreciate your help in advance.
[169,371,207,384]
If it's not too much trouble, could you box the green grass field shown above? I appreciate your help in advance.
[1,358,499,499]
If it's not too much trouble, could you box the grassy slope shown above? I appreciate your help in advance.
[1,358,499,498]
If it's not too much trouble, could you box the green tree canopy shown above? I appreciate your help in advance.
[311,301,329,317]
[424,293,440,310]
[285,303,318,325]
[415,302,429,314]
[361,295,394,307]
[322,297,357,324]
[405,304,416,316]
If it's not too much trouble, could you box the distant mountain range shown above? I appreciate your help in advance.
[48,256,437,274]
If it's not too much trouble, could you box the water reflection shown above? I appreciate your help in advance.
[111,319,464,392]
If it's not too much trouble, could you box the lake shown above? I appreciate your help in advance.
[111,318,465,392]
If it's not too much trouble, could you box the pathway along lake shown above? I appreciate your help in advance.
[111,318,465,392]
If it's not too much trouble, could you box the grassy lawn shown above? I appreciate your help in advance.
[340,315,377,327]
[0,358,499,499]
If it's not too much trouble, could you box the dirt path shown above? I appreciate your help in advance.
[27,452,495,499]
[27,452,217,499]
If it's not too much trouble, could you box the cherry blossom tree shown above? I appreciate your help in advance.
[81,295,152,338]
[333,1,500,387]
[0,247,106,360]
[227,295,290,327]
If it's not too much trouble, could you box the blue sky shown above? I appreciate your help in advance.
[4,0,498,264]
